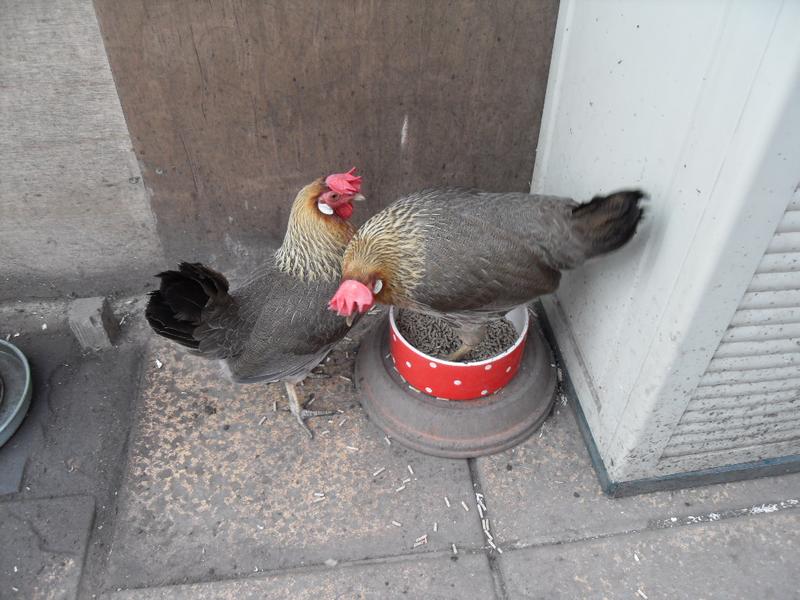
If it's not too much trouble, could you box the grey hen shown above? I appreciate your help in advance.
[146,175,364,436]
[330,188,644,360]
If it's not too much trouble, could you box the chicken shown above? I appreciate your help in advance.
[146,170,365,437]
[329,187,644,360]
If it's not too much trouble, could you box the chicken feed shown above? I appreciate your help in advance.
[396,310,518,361]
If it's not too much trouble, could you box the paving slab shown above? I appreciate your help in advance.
[0,407,42,496]
[103,553,493,600]
[1,326,141,498]
[499,510,800,600]
[475,403,800,547]
[106,328,483,589]
[0,307,154,599]
[12,333,143,501]
[0,310,69,496]
[0,495,95,600]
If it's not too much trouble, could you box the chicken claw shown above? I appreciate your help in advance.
[444,343,474,362]
[445,323,487,362]
[284,382,336,438]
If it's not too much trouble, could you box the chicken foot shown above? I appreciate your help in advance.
[444,322,488,362]
[284,381,336,439]
[445,343,474,362]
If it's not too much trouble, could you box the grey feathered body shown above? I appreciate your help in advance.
[199,261,351,384]
[412,189,575,318]
[345,187,643,328]
[146,179,357,385]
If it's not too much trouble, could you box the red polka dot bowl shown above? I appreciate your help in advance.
[388,306,529,401]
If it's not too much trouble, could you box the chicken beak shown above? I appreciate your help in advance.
[346,314,355,327]
[352,193,366,202]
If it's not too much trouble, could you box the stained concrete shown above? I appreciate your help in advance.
[105,319,483,590]
[67,297,119,351]
[500,510,800,600]
[103,554,494,600]
[0,298,150,599]
[4,302,800,599]
[0,496,95,599]
[474,403,800,548]
[3,327,143,502]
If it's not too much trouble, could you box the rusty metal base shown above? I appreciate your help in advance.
[355,317,557,458]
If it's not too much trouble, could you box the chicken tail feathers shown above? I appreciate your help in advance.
[145,262,231,350]
[571,190,645,259]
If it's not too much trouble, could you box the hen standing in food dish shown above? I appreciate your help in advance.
[329,187,644,361]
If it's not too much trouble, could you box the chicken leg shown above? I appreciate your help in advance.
[284,381,336,438]
[445,322,487,362]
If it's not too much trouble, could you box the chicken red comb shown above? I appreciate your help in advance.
[325,168,362,196]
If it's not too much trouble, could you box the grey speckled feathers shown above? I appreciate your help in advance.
[146,260,351,384]
[344,187,644,318]
[145,178,358,386]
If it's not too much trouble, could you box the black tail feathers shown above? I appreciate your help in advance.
[145,262,230,349]
[571,189,645,258]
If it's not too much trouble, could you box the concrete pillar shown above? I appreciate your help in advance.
[533,0,800,490]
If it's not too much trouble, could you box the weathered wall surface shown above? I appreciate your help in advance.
[536,0,800,482]
[93,0,559,264]
[0,0,558,300]
[0,0,164,301]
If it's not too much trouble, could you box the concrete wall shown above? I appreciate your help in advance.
[1,0,558,301]
[93,0,559,266]
[0,0,164,301]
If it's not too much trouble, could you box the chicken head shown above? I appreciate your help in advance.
[317,167,365,220]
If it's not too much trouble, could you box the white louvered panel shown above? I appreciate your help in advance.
[713,338,800,358]
[755,253,800,274]
[722,322,800,343]
[707,353,800,372]
[729,307,800,327]
[659,440,800,468]
[665,424,800,456]
[687,389,800,412]
[776,210,800,233]
[739,289,800,310]
[748,271,800,292]
[660,202,800,469]
[766,232,800,254]
[682,397,800,422]
[663,433,800,459]
[700,365,800,386]
[693,377,800,398]
[672,414,800,436]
